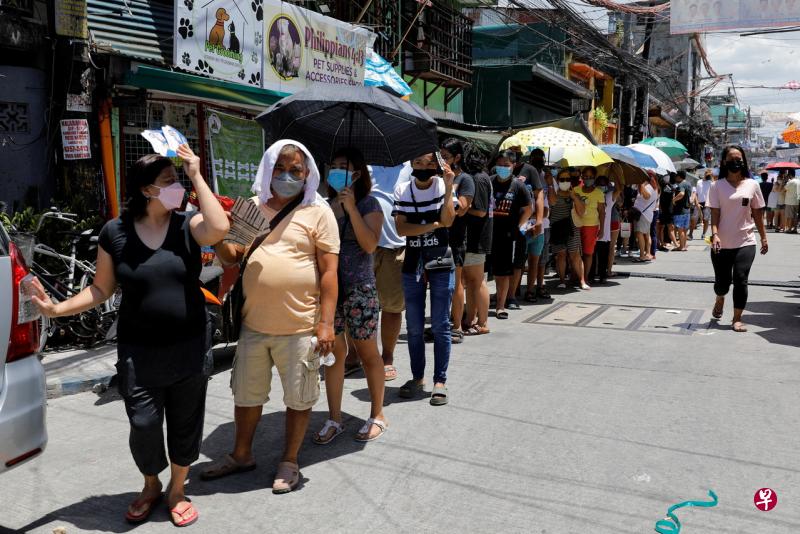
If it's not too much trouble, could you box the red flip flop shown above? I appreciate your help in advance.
[169,501,198,527]
[124,493,163,524]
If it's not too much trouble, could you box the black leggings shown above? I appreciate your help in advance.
[121,373,208,475]
[710,245,756,310]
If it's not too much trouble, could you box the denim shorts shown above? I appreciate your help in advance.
[526,233,545,256]
[673,213,690,229]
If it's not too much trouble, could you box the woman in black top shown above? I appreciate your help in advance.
[32,145,228,526]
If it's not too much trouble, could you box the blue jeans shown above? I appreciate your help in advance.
[402,269,455,384]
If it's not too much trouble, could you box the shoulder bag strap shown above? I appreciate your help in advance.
[240,195,303,270]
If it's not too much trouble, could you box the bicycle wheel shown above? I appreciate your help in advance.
[77,272,118,343]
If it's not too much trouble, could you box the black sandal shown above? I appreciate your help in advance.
[536,286,551,299]
[398,380,424,399]
[524,292,538,303]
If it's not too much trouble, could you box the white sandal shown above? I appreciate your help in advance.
[313,419,344,445]
[355,418,387,442]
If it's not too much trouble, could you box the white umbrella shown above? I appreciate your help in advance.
[675,157,701,171]
[628,143,677,174]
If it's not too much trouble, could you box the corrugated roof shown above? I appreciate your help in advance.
[88,0,173,64]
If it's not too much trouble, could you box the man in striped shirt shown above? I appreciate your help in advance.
[393,153,456,406]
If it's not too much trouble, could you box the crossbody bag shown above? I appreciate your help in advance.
[223,195,303,341]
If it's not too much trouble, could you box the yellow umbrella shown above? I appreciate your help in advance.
[549,145,613,168]
[500,127,593,151]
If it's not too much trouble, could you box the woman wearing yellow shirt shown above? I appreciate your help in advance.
[573,167,605,288]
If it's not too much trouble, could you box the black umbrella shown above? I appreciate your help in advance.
[255,84,438,167]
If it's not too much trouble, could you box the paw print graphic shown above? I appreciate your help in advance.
[251,0,263,21]
[251,50,259,64]
[181,52,191,66]
[178,18,193,39]
[254,31,263,47]
[238,69,245,80]
[183,0,193,10]
[249,72,261,86]
[195,59,214,75]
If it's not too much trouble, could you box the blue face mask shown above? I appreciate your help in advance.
[327,168,354,193]
[271,172,305,198]
[583,178,595,188]
[495,166,512,180]
[598,185,608,194]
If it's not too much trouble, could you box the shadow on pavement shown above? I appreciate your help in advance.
[3,491,171,533]
[350,385,430,407]
[742,295,800,348]
[187,410,367,497]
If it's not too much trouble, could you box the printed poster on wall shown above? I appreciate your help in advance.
[173,0,263,86]
[207,111,264,198]
[670,0,800,34]
[60,119,91,160]
[262,2,370,94]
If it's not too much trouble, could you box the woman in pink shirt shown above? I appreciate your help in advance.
[708,145,769,332]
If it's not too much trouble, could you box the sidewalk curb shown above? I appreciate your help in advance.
[46,372,115,399]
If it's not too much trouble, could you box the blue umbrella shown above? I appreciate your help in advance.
[600,144,658,168]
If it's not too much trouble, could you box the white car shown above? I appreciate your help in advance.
[0,223,47,473]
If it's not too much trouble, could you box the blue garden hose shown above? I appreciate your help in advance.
[655,490,719,534]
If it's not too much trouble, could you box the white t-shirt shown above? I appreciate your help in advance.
[598,190,614,242]
[695,179,711,203]
[633,184,658,223]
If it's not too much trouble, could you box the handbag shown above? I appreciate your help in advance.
[629,197,656,222]
[223,195,303,342]
[620,221,632,239]
[422,246,455,271]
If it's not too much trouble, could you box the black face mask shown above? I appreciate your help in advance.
[724,160,746,173]
[412,169,437,182]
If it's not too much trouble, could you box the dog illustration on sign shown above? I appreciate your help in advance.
[208,7,229,46]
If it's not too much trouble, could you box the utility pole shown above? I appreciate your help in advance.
[723,87,732,145]
[634,1,655,142]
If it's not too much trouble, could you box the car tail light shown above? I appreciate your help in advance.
[7,241,40,362]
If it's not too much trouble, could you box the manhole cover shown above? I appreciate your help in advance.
[524,302,704,335]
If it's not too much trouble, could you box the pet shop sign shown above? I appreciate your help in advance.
[173,0,264,87]
[262,2,369,93]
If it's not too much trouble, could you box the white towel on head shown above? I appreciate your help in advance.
[252,139,322,206]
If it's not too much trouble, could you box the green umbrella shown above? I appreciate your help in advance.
[641,137,688,159]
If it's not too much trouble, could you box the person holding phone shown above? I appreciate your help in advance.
[30,145,229,526]
[708,145,768,332]
[314,148,387,444]
[394,152,456,405]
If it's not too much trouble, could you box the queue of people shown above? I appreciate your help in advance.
[27,138,771,527]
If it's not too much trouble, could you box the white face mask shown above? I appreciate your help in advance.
[558,181,571,191]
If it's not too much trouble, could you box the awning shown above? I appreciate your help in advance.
[438,126,504,155]
[88,0,172,64]
[531,63,593,100]
[123,64,288,109]
[365,49,412,97]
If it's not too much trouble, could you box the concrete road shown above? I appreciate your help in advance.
[2,233,799,533]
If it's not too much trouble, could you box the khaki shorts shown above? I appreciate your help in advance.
[463,252,486,267]
[230,327,320,410]
[785,204,799,220]
[373,246,405,313]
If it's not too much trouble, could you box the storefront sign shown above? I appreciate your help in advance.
[54,0,88,38]
[670,0,800,34]
[66,93,92,112]
[208,111,263,198]
[60,119,91,160]
[262,2,369,93]
[173,0,263,86]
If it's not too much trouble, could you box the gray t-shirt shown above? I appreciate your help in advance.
[334,195,382,289]
[449,172,475,248]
